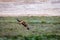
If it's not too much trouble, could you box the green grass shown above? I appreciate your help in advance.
[0,16,60,40]
[0,16,60,23]
[0,35,60,40]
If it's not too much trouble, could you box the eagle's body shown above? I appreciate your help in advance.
[19,20,27,27]
[16,19,29,30]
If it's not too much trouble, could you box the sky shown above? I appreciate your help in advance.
[0,0,60,16]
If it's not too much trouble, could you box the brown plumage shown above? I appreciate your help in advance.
[16,19,30,30]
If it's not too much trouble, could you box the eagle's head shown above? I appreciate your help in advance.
[16,18,21,22]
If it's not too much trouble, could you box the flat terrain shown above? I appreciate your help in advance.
[0,16,60,40]
[0,16,60,36]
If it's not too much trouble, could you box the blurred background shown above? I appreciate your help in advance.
[0,0,60,16]
[0,0,60,40]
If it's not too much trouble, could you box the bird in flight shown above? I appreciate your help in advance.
[16,18,30,30]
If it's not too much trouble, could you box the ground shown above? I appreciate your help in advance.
[0,16,60,40]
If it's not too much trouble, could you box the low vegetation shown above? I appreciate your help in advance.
[0,16,60,40]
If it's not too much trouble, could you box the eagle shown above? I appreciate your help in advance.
[16,19,30,30]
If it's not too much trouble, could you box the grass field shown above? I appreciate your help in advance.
[0,16,60,40]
